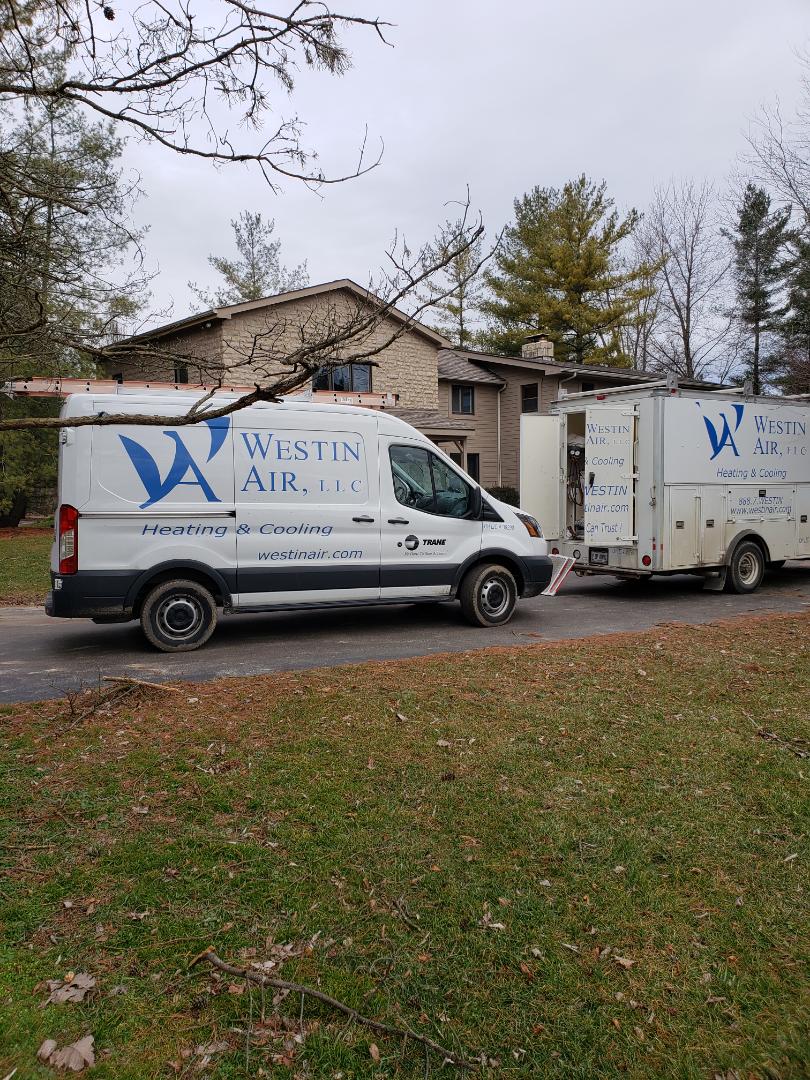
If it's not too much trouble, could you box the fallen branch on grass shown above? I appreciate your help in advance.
[190,947,478,1070]
[102,676,182,693]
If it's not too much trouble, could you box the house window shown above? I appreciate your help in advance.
[466,452,480,483]
[174,365,189,384]
[581,381,595,393]
[521,383,539,412]
[312,363,372,393]
[451,384,475,414]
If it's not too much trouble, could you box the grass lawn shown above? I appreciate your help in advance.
[0,614,808,1078]
[0,527,52,605]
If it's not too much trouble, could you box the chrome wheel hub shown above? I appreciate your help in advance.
[157,595,203,640]
[480,575,510,618]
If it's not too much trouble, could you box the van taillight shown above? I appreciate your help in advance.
[58,504,79,575]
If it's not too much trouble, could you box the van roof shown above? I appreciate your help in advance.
[59,391,421,435]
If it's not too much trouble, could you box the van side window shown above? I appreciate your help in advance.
[390,445,474,518]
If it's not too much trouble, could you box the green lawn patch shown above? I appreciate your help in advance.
[0,614,808,1078]
[0,527,52,605]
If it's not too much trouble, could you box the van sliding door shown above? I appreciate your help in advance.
[583,407,637,546]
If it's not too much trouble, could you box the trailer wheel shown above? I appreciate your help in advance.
[726,541,765,594]
[459,563,517,627]
[140,578,217,652]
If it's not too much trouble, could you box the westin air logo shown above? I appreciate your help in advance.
[119,417,230,509]
[698,402,744,460]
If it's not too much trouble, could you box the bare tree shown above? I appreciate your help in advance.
[0,210,489,432]
[418,215,490,347]
[646,181,738,382]
[0,3,493,434]
[616,223,662,371]
[0,0,388,188]
[745,52,810,223]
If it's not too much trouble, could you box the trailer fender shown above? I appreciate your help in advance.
[723,530,771,567]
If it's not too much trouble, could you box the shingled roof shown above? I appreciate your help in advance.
[437,350,504,385]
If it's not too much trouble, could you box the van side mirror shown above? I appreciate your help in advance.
[470,485,483,519]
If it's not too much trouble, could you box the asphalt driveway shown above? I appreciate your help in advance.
[1,563,808,702]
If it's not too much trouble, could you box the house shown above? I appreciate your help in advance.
[111,280,715,496]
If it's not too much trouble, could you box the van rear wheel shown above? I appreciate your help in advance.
[459,562,518,627]
[140,579,217,652]
[726,541,766,594]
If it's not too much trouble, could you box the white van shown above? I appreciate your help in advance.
[520,381,809,591]
[47,392,573,651]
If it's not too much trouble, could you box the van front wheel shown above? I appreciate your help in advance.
[459,563,518,627]
[140,579,218,652]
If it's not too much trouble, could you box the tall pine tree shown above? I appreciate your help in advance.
[189,211,308,308]
[480,176,651,364]
[771,231,810,395]
[724,184,790,394]
[420,217,485,347]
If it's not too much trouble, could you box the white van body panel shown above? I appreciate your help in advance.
[48,392,557,625]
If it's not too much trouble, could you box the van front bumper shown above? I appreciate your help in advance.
[519,555,554,598]
[46,571,135,619]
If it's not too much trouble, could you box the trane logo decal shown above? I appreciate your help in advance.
[119,418,230,509]
[698,402,744,460]
[422,538,447,546]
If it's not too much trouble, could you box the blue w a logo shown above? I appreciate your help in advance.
[699,403,744,460]
[119,417,230,509]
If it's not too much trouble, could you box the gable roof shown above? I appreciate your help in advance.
[119,279,452,350]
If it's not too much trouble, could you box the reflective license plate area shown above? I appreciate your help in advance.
[589,548,609,566]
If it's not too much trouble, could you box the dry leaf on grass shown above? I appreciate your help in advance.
[43,973,96,1005]
[38,1034,95,1072]
[614,956,635,969]
[369,1042,381,1063]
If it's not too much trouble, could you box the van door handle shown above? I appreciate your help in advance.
[388,517,409,525]
[352,515,375,523]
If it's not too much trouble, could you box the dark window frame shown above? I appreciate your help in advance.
[521,382,539,413]
[451,384,475,415]
[312,363,373,393]
[466,452,480,483]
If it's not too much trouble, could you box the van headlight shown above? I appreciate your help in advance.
[516,512,543,538]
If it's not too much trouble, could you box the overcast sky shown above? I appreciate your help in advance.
[124,0,810,321]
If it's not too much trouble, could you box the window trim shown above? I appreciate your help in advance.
[388,443,478,520]
[451,383,475,415]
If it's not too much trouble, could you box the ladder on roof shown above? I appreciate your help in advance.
[1,377,399,409]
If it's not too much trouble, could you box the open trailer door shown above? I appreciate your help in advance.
[520,414,562,539]
[583,406,637,546]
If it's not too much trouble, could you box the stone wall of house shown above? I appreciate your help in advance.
[220,290,439,408]
[109,322,225,384]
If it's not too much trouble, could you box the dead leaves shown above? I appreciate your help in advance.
[43,972,97,1006]
[37,1035,95,1072]
[614,956,636,970]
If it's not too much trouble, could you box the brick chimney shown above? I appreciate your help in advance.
[521,333,554,360]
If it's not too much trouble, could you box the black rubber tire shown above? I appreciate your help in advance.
[459,562,518,627]
[140,578,217,652]
[726,541,766,594]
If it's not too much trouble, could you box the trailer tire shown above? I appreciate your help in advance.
[726,541,766,594]
[140,578,217,652]
[459,562,518,627]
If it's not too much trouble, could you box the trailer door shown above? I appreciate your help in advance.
[519,414,562,539]
[583,407,637,546]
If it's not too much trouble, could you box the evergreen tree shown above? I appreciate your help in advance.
[189,211,308,308]
[771,231,810,395]
[0,82,145,521]
[724,184,790,394]
[480,176,651,364]
[420,218,485,347]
